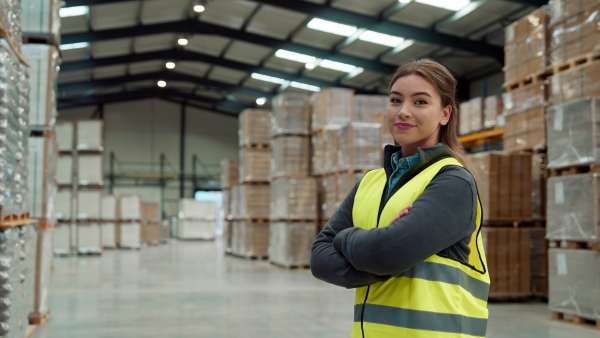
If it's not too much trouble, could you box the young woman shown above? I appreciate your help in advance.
[311,59,489,338]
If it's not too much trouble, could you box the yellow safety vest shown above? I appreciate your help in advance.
[351,157,489,338]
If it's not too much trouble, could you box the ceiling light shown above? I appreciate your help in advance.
[390,40,415,53]
[359,30,405,47]
[256,97,267,106]
[307,18,357,37]
[194,5,205,12]
[305,63,315,70]
[157,80,167,87]
[166,62,176,69]
[415,0,470,11]
[290,82,321,92]
[319,59,357,73]
[178,38,188,46]
[275,49,317,64]
[345,68,365,79]
[59,6,89,18]
[399,0,411,3]
[60,42,90,50]
[250,73,288,85]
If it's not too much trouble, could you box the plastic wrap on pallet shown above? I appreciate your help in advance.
[549,249,600,320]
[269,222,317,267]
[336,172,365,211]
[531,153,547,220]
[231,221,241,254]
[270,177,317,220]
[0,227,24,337]
[76,120,103,151]
[76,190,101,220]
[53,223,71,255]
[271,135,310,178]
[177,219,215,240]
[531,227,548,296]
[311,132,325,176]
[21,0,61,37]
[459,101,471,136]
[503,107,546,153]
[502,82,548,116]
[141,202,160,223]
[239,184,270,220]
[353,95,387,123]
[56,121,73,151]
[468,97,483,134]
[20,224,36,333]
[272,93,310,135]
[0,0,22,52]
[233,221,268,257]
[101,222,116,248]
[549,4,600,67]
[546,173,600,242]
[78,154,103,185]
[179,199,216,220]
[223,220,232,252]
[100,195,116,221]
[229,185,241,220]
[76,223,101,254]
[311,88,354,131]
[222,189,230,221]
[238,109,272,146]
[239,148,271,183]
[33,228,53,317]
[338,123,381,172]
[319,176,338,220]
[550,61,600,105]
[220,158,239,189]
[117,222,141,249]
[55,189,72,220]
[56,155,72,185]
[547,97,600,169]
[21,44,59,129]
[118,194,141,220]
[484,95,503,129]
[312,128,340,176]
[504,7,549,86]
[549,0,598,26]
[27,136,57,222]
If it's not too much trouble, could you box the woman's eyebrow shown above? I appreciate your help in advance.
[389,91,432,98]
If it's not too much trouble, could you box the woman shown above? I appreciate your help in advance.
[311,59,489,338]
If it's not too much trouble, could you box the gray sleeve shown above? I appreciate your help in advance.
[310,180,391,288]
[332,167,477,277]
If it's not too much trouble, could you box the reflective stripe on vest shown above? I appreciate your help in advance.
[351,157,489,338]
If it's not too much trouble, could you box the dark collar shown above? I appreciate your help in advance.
[383,143,452,177]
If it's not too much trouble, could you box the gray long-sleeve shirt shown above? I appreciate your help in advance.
[310,144,479,288]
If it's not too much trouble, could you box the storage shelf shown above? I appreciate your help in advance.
[459,128,504,148]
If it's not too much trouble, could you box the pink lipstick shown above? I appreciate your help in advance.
[395,122,415,130]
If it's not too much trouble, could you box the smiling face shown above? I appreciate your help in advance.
[387,74,452,157]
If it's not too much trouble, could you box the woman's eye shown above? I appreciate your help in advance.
[415,99,427,105]
[390,98,402,104]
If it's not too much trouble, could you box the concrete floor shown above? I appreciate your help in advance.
[32,239,599,338]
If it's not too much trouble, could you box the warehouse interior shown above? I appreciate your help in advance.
[2,0,598,337]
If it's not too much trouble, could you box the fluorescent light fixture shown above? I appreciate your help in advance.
[392,39,415,53]
[60,42,89,50]
[178,38,189,46]
[59,6,89,18]
[166,62,176,69]
[275,49,317,64]
[345,68,365,79]
[157,80,167,87]
[307,18,357,37]
[290,82,321,92]
[416,0,470,11]
[250,73,288,85]
[256,97,267,106]
[319,59,357,73]
[359,30,405,47]
[305,63,315,70]
[399,0,411,3]
[194,5,205,12]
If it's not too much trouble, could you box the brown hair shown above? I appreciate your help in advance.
[389,59,474,174]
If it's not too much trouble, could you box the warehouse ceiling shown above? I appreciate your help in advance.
[56,0,547,115]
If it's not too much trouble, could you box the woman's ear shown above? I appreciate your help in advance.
[441,105,452,126]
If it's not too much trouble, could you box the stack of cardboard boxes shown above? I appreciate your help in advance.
[177,199,217,240]
[117,194,142,249]
[221,158,238,253]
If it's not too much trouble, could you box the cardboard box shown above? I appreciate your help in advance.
[484,95,503,129]
[272,93,311,135]
[459,101,471,136]
[503,106,546,152]
[141,202,160,222]
[549,0,598,26]
[239,148,271,183]
[177,219,215,240]
[77,154,103,186]
[53,222,72,255]
[232,221,269,257]
[55,189,72,220]
[469,97,483,133]
[101,195,117,221]
[141,222,160,244]
[271,135,310,178]
[101,222,116,248]
[270,177,317,220]
[550,60,600,105]
[269,222,317,267]
[117,222,141,248]
[76,120,103,151]
[239,184,270,219]
[76,222,101,254]
[318,176,338,220]
[56,121,73,151]
[311,88,354,131]
[76,190,102,220]
[220,159,239,189]
[549,4,600,66]
[178,199,216,220]
[531,153,547,220]
[27,135,58,222]
[311,129,341,176]
[56,155,73,185]
[502,82,548,116]
[338,122,381,171]
[353,95,387,123]
[238,109,272,146]
[118,194,141,220]
[229,185,241,220]
[22,44,60,128]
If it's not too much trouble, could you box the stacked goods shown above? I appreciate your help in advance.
[177,199,216,240]
[272,93,311,135]
[337,122,381,172]
[100,194,117,248]
[531,153,547,220]
[32,224,53,325]
[54,122,73,255]
[311,128,339,176]
[549,59,600,105]
[238,109,271,146]
[220,158,239,189]
[311,88,354,130]
[27,134,57,225]
[239,148,270,183]
[235,220,269,258]
[503,7,549,87]
[458,97,483,135]
[239,184,270,220]
[502,82,548,152]
[271,135,310,178]
[220,158,239,253]
[75,190,101,255]
[270,178,317,221]
[353,95,387,125]
[117,194,141,249]
[0,0,22,51]
[140,202,160,245]
[269,222,317,268]
[21,0,61,42]
[318,176,338,222]
[483,95,504,130]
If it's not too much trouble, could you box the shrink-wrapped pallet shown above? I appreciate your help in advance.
[101,195,117,220]
[549,249,600,320]
[550,61,600,105]
[270,177,317,220]
[549,3,600,67]
[101,222,116,248]
[0,226,29,338]
[319,176,338,220]
[240,184,270,219]
[547,173,600,242]
[141,202,160,222]
[222,189,231,220]
[353,95,387,123]
[33,228,53,319]
[239,148,270,183]
[311,88,354,131]
[238,109,272,146]
[311,128,340,176]
[76,222,101,254]
[76,190,102,220]
[22,44,60,129]
[269,222,317,267]
[531,153,547,220]
[459,101,471,136]
[177,220,215,240]
[549,0,599,26]
[0,0,22,52]
[117,222,141,249]
[502,82,548,116]
[21,0,61,37]
[546,97,600,169]
[484,95,503,129]
[77,154,103,185]
[220,158,239,189]
[53,222,71,255]
[179,199,216,220]
[503,107,546,152]
[338,123,381,171]
[55,189,72,220]
[233,221,269,257]
[56,121,73,151]
[118,194,141,220]
[272,93,311,135]
[504,7,549,85]
[76,120,103,151]
[271,135,310,178]
[468,97,483,134]
[229,185,241,220]
[27,136,57,222]
[21,224,37,330]
[224,220,233,252]
[56,155,72,185]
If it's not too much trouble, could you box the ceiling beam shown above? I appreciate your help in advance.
[379,2,411,20]
[61,19,393,74]
[253,0,504,63]
[63,0,138,7]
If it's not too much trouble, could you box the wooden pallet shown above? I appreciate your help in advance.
[0,217,37,229]
[548,164,600,177]
[483,219,545,228]
[272,133,310,138]
[503,69,553,92]
[239,180,270,185]
[270,262,310,270]
[273,219,318,223]
[76,148,104,154]
[22,33,59,47]
[29,128,56,139]
[241,218,269,224]
[488,294,546,303]
[241,143,271,149]
[232,253,268,261]
[552,52,600,76]
[552,312,600,330]
[29,312,50,325]
[549,240,600,251]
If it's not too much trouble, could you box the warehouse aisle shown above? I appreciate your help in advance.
[33,240,599,338]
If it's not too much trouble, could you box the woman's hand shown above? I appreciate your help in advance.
[389,204,413,224]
